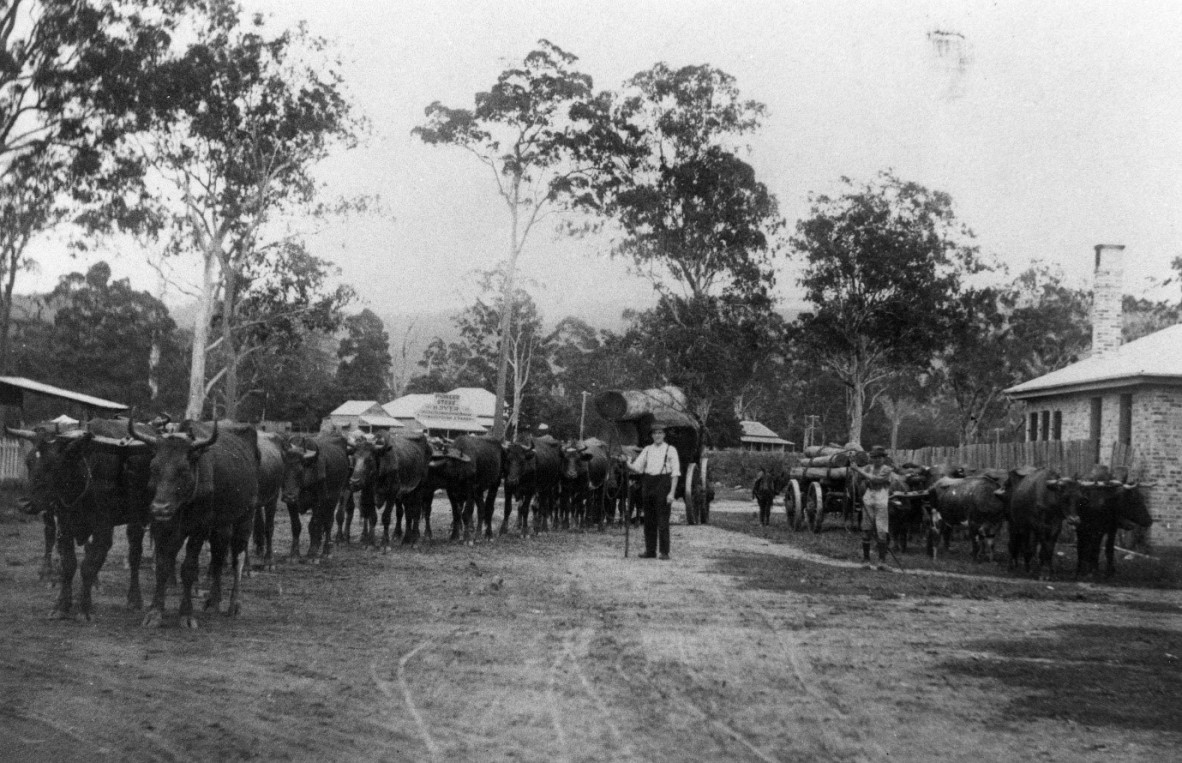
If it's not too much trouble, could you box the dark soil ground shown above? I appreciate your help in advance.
[2,491,1180,761]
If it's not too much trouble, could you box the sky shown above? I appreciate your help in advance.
[23,0,1182,324]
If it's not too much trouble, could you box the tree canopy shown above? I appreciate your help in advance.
[793,171,986,446]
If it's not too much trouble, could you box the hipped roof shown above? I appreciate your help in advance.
[740,420,793,445]
[1006,323,1182,399]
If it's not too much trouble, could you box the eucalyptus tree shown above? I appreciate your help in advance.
[142,1,363,418]
[414,40,606,437]
[0,0,181,371]
[590,63,785,428]
[793,171,985,446]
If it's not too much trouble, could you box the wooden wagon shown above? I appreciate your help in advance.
[783,446,867,533]
[593,386,712,525]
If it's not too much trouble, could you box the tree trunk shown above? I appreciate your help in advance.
[0,246,18,375]
[221,266,240,419]
[186,246,219,420]
[491,179,522,440]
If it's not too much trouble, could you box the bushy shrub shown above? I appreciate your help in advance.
[703,449,798,489]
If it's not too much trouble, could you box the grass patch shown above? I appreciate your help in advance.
[709,550,1110,602]
[945,624,1182,733]
[710,507,1182,590]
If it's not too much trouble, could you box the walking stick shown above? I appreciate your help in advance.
[624,502,630,557]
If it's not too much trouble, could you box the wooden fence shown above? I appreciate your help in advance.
[888,439,1144,479]
[0,437,26,483]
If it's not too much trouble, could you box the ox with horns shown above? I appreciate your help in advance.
[128,419,259,628]
[9,419,154,620]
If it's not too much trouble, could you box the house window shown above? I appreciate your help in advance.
[1029,412,1038,442]
[1040,410,1050,441]
[1090,397,1103,463]
[1052,411,1062,441]
[1119,394,1132,446]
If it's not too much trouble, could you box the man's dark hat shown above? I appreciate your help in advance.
[650,421,668,432]
[869,445,887,457]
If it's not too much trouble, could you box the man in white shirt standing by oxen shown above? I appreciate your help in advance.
[627,421,680,560]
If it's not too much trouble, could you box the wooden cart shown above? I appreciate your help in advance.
[593,386,712,525]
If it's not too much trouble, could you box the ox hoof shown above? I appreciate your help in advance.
[311,557,321,566]
[225,601,241,617]
[127,595,143,611]
[48,608,74,621]
[141,609,164,628]
[204,597,221,612]
[181,616,200,630]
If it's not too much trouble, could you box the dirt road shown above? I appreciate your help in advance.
[2,501,1180,761]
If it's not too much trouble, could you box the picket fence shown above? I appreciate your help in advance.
[888,439,1142,480]
[0,437,26,483]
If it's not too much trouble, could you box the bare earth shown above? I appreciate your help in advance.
[2,499,1180,762]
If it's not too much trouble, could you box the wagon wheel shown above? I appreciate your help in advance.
[808,482,825,533]
[697,457,710,525]
[786,479,804,530]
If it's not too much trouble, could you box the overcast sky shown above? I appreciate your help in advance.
[25,0,1182,322]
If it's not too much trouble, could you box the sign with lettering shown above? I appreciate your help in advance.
[416,394,480,425]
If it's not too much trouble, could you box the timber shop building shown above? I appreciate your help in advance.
[1006,245,1182,546]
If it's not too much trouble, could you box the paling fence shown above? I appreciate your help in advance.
[888,439,1144,480]
[0,437,27,483]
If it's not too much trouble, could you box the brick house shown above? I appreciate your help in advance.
[1006,245,1182,545]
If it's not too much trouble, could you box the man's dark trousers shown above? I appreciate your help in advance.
[641,474,672,556]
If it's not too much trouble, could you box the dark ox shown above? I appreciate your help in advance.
[353,433,430,548]
[11,423,65,583]
[752,469,778,526]
[341,434,381,545]
[886,463,935,553]
[927,470,1016,562]
[602,446,636,526]
[560,438,610,530]
[249,431,287,571]
[501,436,561,535]
[9,419,154,620]
[427,434,503,543]
[1007,467,1085,580]
[129,420,259,628]
[281,433,350,562]
[557,438,609,530]
[1075,465,1153,579]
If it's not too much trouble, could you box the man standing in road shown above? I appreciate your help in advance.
[852,445,896,569]
[627,422,680,560]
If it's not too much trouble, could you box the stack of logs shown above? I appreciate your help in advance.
[788,444,870,482]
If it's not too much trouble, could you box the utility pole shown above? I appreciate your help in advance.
[580,390,589,439]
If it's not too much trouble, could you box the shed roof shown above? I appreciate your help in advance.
[357,414,405,428]
[383,394,435,418]
[0,376,127,411]
[740,420,793,446]
[1006,323,1182,399]
[330,400,381,417]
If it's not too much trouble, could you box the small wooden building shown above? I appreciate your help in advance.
[739,420,793,452]
[1006,245,1182,546]
[325,400,405,434]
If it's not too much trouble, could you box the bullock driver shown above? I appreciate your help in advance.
[626,421,680,560]
[852,445,896,568]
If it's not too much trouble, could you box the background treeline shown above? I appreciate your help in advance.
[4,6,1181,446]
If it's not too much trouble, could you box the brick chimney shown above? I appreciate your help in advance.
[1092,244,1125,358]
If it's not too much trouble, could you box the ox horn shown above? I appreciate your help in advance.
[126,417,158,447]
[5,426,38,441]
[192,420,218,454]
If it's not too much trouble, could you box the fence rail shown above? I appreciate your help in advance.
[0,437,26,483]
[888,439,1143,479]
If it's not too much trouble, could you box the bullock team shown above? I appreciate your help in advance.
[767,454,1153,579]
[7,418,643,627]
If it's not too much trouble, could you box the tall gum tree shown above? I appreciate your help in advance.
[592,63,784,427]
[0,0,182,372]
[141,2,362,418]
[414,40,603,438]
[793,171,985,447]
